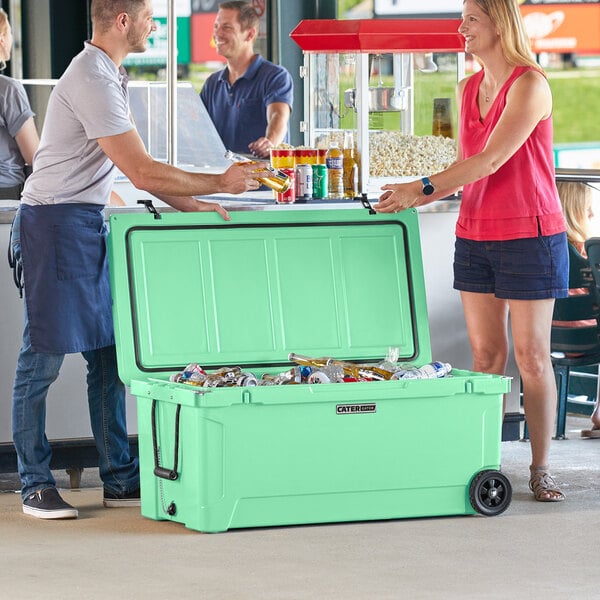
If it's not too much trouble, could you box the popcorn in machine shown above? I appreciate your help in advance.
[290,19,466,195]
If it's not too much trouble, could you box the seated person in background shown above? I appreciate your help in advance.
[200,1,293,158]
[554,181,594,323]
[558,181,593,261]
[0,8,39,199]
[555,181,600,438]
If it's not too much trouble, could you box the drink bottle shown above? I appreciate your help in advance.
[288,353,393,381]
[288,353,329,368]
[325,144,344,199]
[224,150,291,193]
[391,362,452,380]
[432,98,453,138]
[343,132,359,199]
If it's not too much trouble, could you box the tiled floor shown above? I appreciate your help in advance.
[0,415,598,600]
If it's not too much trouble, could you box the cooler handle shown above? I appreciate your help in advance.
[151,399,180,481]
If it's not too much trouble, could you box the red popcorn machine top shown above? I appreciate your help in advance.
[290,18,466,194]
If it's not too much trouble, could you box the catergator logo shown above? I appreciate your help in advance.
[336,403,377,415]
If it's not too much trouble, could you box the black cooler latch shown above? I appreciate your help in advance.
[360,194,376,215]
[137,199,162,219]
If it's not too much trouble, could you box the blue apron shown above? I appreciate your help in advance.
[20,203,115,354]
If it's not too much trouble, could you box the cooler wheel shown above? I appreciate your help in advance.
[469,470,512,516]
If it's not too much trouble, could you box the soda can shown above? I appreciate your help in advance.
[312,164,327,199]
[236,373,258,387]
[276,168,296,204]
[307,370,331,384]
[295,163,313,202]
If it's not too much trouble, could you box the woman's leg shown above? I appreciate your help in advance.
[460,291,510,376]
[509,298,563,500]
[508,298,556,466]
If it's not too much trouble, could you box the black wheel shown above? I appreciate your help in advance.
[469,470,512,516]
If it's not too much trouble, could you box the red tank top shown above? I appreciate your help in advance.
[456,66,565,241]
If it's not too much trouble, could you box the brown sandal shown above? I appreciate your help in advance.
[529,466,565,502]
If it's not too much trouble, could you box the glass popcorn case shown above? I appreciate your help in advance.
[290,19,466,194]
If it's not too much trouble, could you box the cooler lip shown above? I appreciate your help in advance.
[108,209,432,386]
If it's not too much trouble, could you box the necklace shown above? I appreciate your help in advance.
[482,78,490,103]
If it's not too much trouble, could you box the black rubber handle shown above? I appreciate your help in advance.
[153,467,178,481]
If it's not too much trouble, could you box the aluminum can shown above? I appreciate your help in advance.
[236,373,258,387]
[312,164,327,199]
[307,370,331,384]
[276,168,296,204]
[295,163,313,201]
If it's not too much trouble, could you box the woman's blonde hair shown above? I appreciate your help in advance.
[557,181,593,245]
[467,0,542,72]
[0,8,9,71]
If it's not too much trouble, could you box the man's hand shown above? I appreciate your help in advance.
[221,161,265,193]
[194,200,231,220]
[248,137,273,159]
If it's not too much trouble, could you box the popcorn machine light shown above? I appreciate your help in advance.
[290,19,466,195]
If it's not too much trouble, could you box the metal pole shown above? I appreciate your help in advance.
[166,0,177,166]
[9,0,23,79]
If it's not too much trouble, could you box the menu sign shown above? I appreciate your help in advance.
[519,1,600,54]
[374,0,600,54]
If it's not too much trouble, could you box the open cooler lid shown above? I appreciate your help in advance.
[107,208,432,386]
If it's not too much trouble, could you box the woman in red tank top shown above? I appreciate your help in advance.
[375,0,568,502]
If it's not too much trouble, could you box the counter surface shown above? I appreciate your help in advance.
[0,199,519,446]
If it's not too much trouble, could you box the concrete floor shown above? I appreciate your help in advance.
[1,415,598,600]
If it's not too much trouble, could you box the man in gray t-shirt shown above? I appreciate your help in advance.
[13,0,262,521]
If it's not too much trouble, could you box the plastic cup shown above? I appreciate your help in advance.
[294,148,318,165]
[270,149,295,170]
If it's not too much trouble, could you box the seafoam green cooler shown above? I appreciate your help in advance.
[107,207,512,532]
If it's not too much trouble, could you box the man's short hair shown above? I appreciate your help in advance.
[91,0,148,33]
[219,1,259,32]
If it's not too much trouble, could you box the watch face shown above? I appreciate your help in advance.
[422,178,434,195]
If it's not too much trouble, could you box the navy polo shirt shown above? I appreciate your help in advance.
[200,54,293,154]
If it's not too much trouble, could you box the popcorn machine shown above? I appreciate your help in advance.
[290,19,466,194]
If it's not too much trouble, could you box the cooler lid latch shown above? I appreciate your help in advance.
[360,194,376,215]
[137,199,162,219]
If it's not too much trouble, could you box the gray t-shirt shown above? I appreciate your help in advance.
[0,75,35,187]
[22,42,134,206]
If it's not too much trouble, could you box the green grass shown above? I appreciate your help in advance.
[401,67,600,143]
[548,69,600,143]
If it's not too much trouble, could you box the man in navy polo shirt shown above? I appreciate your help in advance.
[200,1,293,158]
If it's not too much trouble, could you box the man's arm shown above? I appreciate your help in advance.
[151,192,231,218]
[248,102,291,158]
[98,128,261,199]
[15,118,40,166]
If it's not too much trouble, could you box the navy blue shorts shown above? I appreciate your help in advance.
[453,233,569,300]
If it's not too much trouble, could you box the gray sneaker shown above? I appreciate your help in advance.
[103,487,141,508]
[22,487,78,520]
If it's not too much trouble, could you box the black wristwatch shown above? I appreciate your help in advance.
[421,177,435,196]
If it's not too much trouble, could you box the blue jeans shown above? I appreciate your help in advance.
[10,210,139,499]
